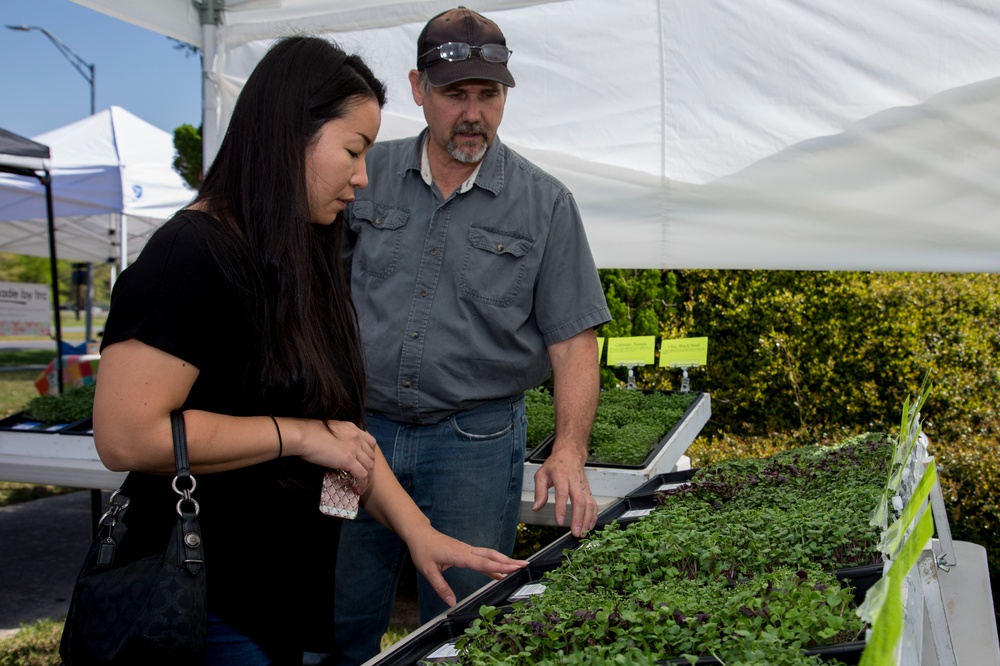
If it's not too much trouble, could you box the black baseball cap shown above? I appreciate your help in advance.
[416,6,516,88]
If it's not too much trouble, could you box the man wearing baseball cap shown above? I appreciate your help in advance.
[332,8,611,662]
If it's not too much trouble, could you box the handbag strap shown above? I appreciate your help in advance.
[171,411,192,482]
[170,411,199,518]
[170,410,206,574]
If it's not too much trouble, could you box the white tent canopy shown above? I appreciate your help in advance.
[0,106,195,266]
[71,0,1000,271]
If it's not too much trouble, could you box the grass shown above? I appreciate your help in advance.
[381,625,419,652]
[0,350,53,368]
[0,372,44,421]
[0,619,62,666]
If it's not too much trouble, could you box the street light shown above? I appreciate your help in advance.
[6,24,96,115]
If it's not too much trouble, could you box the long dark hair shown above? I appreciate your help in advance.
[194,36,387,425]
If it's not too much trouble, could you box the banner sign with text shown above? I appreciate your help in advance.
[0,282,50,337]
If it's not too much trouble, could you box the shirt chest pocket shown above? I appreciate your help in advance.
[460,227,534,307]
[352,201,409,279]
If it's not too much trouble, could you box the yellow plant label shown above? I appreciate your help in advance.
[606,336,656,366]
[659,337,708,368]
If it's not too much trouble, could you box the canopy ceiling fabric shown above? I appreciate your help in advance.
[0,106,196,264]
[72,0,1000,271]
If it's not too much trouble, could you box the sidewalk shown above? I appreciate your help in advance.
[0,490,100,638]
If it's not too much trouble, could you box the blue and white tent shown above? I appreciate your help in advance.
[0,105,195,267]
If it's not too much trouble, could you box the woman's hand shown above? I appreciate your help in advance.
[405,528,528,607]
[359,447,527,605]
[283,418,377,495]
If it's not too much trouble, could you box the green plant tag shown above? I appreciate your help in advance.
[606,336,656,366]
[858,508,933,666]
[881,461,938,558]
[658,337,708,368]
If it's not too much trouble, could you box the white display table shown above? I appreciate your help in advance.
[0,429,124,489]
[519,392,710,526]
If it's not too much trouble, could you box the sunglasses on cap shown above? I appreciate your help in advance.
[420,42,513,65]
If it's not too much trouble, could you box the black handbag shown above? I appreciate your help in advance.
[60,411,208,665]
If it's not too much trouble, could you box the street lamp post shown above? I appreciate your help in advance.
[7,23,99,342]
[5,24,96,115]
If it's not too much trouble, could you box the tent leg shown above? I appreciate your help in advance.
[41,169,64,393]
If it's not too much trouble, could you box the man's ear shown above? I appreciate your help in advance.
[409,70,424,106]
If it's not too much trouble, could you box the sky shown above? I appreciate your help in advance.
[0,0,202,139]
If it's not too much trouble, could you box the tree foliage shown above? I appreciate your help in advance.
[172,123,202,189]
[669,270,1000,448]
[0,253,111,307]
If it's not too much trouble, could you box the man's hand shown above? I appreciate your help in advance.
[532,445,597,537]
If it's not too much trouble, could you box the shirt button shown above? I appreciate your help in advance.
[403,380,412,388]
[497,243,504,251]
[374,217,383,226]
[430,248,438,256]
[411,331,419,339]
[420,290,429,297]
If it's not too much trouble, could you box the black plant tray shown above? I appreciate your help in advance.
[618,468,886,598]
[447,559,563,624]
[60,416,94,436]
[0,411,90,434]
[525,390,709,469]
[626,467,700,497]
[372,617,470,665]
[526,493,884,601]
[378,601,866,665]
[520,491,673,567]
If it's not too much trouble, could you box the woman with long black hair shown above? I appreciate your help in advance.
[91,35,525,665]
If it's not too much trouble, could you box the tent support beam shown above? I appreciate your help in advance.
[39,169,64,394]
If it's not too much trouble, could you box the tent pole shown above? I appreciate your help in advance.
[199,0,222,171]
[84,263,94,346]
[40,168,64,394]
[119,212,128,270]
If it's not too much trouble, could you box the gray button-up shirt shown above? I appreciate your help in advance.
[344,130,611,424]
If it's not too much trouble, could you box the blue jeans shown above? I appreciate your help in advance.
[201,612,274,665]
[332,395,526,666]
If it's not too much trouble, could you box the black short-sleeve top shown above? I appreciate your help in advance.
[101,210,341,657]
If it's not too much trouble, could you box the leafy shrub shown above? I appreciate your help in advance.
[668,270,1000,448]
